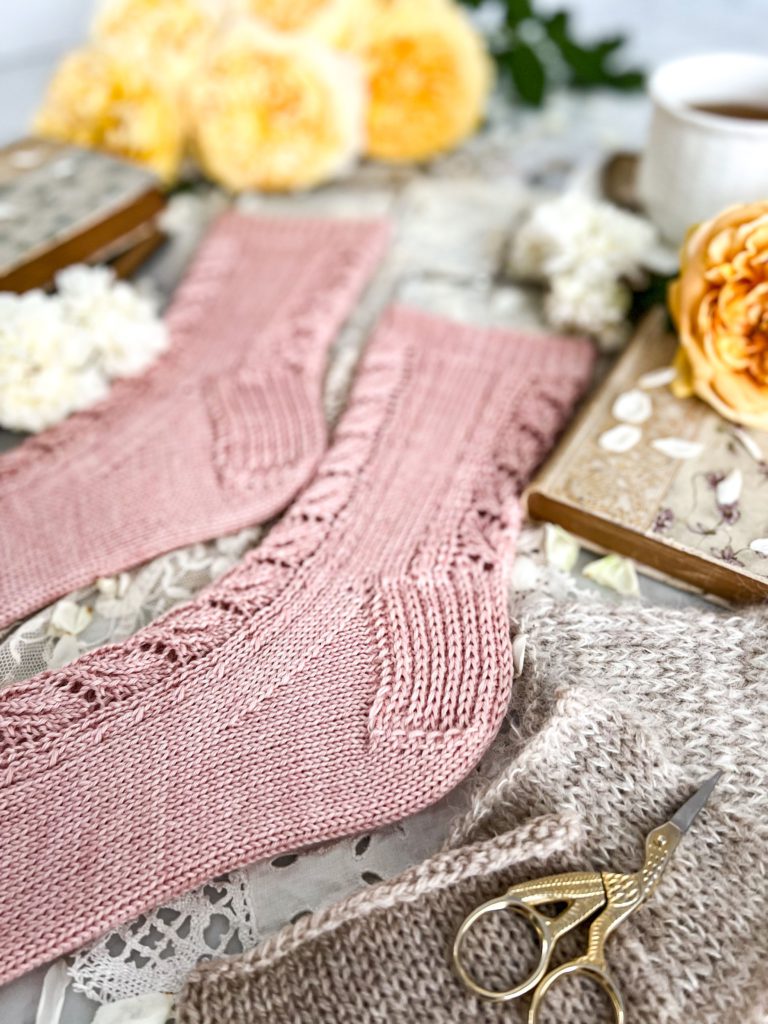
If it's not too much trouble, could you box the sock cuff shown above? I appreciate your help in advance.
[166,213,391,375]
[378,305,594,378]
[374,305,595,485]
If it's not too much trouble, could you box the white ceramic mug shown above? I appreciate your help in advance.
[639,53,768,243]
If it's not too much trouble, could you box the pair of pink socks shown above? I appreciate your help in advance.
[0,212,594,982]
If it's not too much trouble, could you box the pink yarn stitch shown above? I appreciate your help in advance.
[0,306,594,983]
[0,211,390,629]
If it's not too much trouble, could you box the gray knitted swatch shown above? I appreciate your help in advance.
[178,594,768,1024]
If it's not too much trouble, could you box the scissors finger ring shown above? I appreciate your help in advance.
[530,958,624,1023]
[452,895,555,1002]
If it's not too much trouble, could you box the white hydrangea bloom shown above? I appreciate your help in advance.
[0,266,168,433]
[509,193,657,350]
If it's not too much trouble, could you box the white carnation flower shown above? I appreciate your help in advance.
[0,266,168,433]
[511,193,655,283]
[509,193,657,351]
[545,271,632,352]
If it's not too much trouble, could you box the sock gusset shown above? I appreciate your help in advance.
[368,565,511,745]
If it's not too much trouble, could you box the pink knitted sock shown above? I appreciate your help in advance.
[0,211,389,629]
[0,307,594,982]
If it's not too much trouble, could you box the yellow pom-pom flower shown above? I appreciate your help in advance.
[189,22,364,192]
[350,0,493,163]
[35,47,183,181]
[93,0,217,92]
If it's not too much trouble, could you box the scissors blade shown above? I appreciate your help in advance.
[669,772,722,834]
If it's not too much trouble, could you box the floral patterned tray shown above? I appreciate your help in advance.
[527,309,768,602]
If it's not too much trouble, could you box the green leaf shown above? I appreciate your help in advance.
[505,0,535,28]
[630,272,675,325]
[502,41,547,106]
[456,0,644,102]
[545,9,644,89]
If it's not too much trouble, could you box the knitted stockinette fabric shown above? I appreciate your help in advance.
[179,593,768,1024]
[0,211,389,629]
[0,307,593,983]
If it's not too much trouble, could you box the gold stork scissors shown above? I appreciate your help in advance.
[452,773,720,1022]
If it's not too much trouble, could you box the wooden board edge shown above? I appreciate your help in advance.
[524,308,669,503]
[527,490,768,604]
[109,228,167,280]
[0,188,165,292]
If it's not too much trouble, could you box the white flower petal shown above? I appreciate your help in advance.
[611,388,652,424]
[716,468,742,507]
[583,554,640,597]
[49,600,93,636]
[34,959,69,1024]
[651,437,703,460]
[96,576,118,597]
[93,992,174,1024]
[48,634,82,670]
[510,555,541,592]
[544,523,580,571]
[749,538,768,556]
[512,633,527,676]
[599,424,642,453]
[733,427,765,464]
[638,366,676,389]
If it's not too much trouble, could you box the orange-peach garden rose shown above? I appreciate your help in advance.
[670,201,768,430]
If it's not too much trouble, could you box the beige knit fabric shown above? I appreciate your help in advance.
[178,593,768,1024]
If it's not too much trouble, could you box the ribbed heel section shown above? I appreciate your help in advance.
[368,568,512,745]
[204,364,325,490]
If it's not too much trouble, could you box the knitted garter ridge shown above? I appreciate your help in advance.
[0,211,390,628]
[0,307,594,982]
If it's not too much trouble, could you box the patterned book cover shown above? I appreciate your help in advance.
[0,137,164,291]
[527,309,768,602]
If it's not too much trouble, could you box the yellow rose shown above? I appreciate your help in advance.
[35,47,183,181]
[670,201,768,430]
[243,0,363,40]
[93,0,217,93]
[348,0,493,163]
[189,22,364,192]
